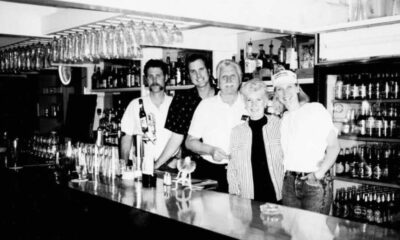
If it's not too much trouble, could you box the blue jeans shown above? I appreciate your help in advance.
[282,173,333,215]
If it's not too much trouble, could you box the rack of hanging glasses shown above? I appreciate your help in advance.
[0,14,191,73]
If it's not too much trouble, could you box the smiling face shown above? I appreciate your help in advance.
[274,82,300,109]
[218,65,240,95]
[188,59,210,88]
[146,67,165,93]
[244,90,268,120]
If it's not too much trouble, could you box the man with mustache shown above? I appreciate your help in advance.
[120,59,174,169]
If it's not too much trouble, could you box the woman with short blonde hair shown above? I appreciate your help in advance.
[228,78,284,202]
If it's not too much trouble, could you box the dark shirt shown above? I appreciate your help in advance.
[248,116,277,203]
[164,86,218,155]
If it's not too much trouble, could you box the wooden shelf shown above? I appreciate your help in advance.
[91,85,194,93]
[338,135,400,143]
[333,176,400,189]
[333,99,400,104]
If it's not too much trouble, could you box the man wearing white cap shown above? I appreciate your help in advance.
[272,70,340,214]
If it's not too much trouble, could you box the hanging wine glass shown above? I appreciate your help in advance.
[125,20,140,58]
[81,29,90,62]
[138,21,148,45]
[149,22,160,45]
[115,23,128,58]
[89,27,100,61]
[65,33,73,62]
[98,25,108,59]
[160,23,172,45]
[171,24,183,43]
[51,36,59,63]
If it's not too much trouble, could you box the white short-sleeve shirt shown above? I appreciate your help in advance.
[120,94,173,161]
[280,102,337,172]
[188,93,248,164]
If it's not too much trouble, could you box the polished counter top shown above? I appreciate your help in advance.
[68,176,400,240]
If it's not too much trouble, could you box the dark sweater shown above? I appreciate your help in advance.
[248,116,277,203]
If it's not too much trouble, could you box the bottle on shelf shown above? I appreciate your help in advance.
[239,49,245,80]
[244,39,256,82]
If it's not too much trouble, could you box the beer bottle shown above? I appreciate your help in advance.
[375,73,382,100]
[351,73,360,100]
[374,193,383,224]
[335,148,345,176]
[359,73,367,100]
[367,73,374,100]
[366,193,375,223]
[364,146,372,180]
[373,147,382,181]
[333,189,342,217]
[350,146,359,179]
[341,191,350,219]
[358,147,365,179]
[138,99,148,133]
[353,193,362,220]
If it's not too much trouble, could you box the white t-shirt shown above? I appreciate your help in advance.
[188,93,248,164]
[120,94,173,162]
[280,102,337,172]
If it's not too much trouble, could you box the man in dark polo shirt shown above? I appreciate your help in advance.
[155,54,217,170]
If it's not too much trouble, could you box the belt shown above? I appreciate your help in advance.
[285,171,311,178]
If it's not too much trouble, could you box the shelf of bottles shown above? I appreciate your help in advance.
[334,72,400,141]
[334,143,400,188]
[36,103,62,120]
[90,56,194,92]
[332,185,400,227]
[97,100,125,147]
[17,132,61,165]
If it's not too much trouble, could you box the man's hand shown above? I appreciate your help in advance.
[211,147,230,162]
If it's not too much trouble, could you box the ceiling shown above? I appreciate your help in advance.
[0,0,349,49]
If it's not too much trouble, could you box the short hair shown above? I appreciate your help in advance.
[216,59,242,83]
[144,59,167,76]
[240,78,270,99]
[186,54,209,72]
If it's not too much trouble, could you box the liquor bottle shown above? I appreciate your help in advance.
[366,108,375,138]
[383,73,391,99]
[335,75,343,100]
[256,44,266,72]
[239,49,245,80]
[375,73,382,100]
[244,40,256,81]
[343,74,351,100]
[382,146,390,181]
[388,103,397,138]
[367,73,374,100]
[169,62,176,86]
[138,99,148,133]
[277,42,286,65]
[176,57,183,85]
[287,35,298,71]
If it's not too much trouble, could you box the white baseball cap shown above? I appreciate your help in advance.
[271,70,298,87]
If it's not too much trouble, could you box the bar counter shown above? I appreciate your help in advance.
[2,164,400,240]
[66,173,399,240]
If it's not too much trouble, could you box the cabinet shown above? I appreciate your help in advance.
[315,57,400,226]
[34,71,74,134]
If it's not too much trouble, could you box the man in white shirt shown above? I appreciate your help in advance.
[186,59,248,192]
[120,59,174,171]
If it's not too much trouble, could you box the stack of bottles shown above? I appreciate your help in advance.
[91,64,141,89]
[97,105,124,147]
[165,56,187,86]
[341,102,399,138]
[335,144,400,182]
[18,132,61,164]
[335,72,400,100]
[332,185,399,227]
